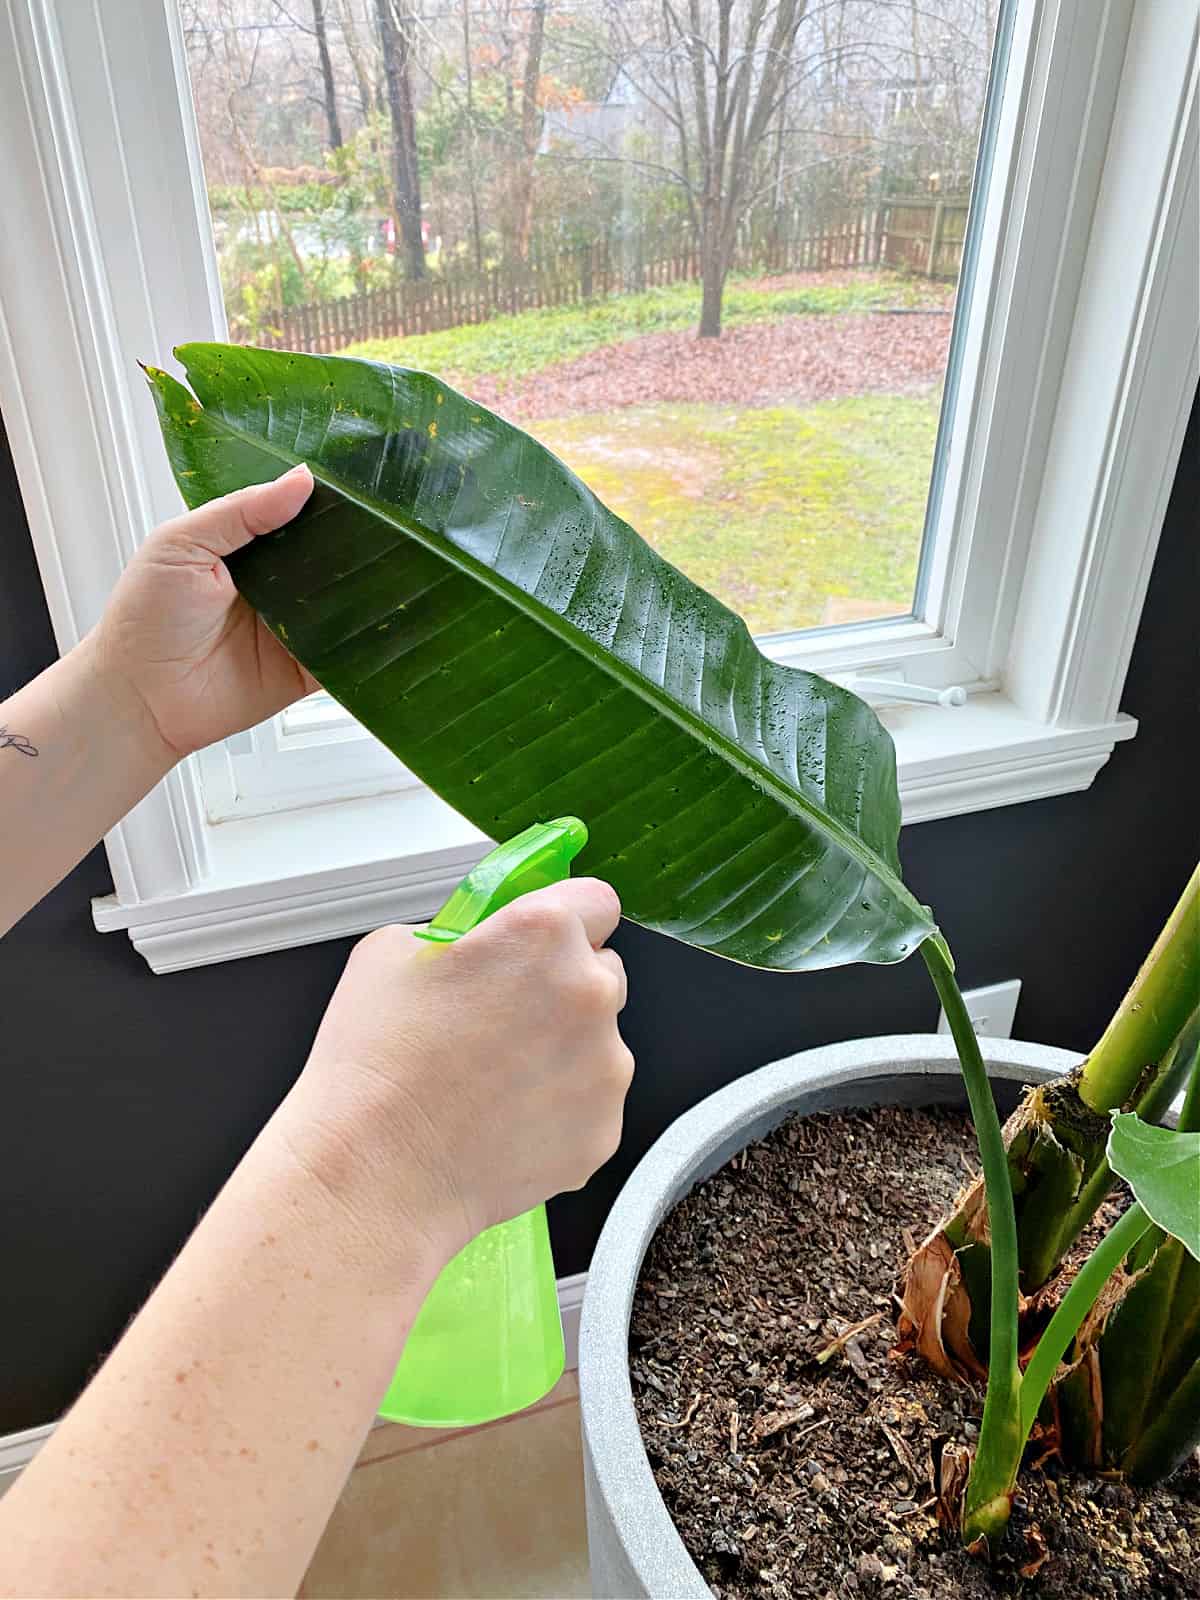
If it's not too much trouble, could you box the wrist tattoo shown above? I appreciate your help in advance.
[0,727,38,758]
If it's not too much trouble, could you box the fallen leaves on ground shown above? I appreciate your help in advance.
[452,310,954,422]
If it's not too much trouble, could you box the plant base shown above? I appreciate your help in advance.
[631,1103,1198,1599]
[579,1041,1200,1598]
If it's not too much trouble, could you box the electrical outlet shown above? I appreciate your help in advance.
[937,978,1022,1039]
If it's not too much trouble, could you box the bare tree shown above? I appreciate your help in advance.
[665,0,808,336]
[461,0,486,272]
[375,0,426,279]
[337,0,379,120]
[312,0,344,148]
[510,0,547,262]
[206,0,312,299]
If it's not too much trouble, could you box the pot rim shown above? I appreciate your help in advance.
[579,1032,1082,1599]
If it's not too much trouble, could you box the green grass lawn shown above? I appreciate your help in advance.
[532,393,940,637]
[343,271,949,382]
[343,277,945,636]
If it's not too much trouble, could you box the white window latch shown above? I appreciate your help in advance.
[847,673,968,708]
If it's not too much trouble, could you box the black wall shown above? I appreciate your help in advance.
[2,399,1196,1434]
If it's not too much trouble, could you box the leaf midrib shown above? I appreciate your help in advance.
[199,391,930,935]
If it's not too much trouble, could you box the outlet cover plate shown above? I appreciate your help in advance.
[937,978,1022,1039]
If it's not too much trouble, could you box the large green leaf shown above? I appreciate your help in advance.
[147,343,937,972]
[1108,1113,1200,1260]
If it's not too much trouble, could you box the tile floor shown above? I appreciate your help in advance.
[302,1371,591,1599]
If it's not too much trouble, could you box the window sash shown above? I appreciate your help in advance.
[179,0,1013,822]
[178,0,1055,825]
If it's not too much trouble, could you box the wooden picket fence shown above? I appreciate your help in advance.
[247,197,967,355]
[876,196,969,278]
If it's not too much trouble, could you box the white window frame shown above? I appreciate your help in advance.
[0,0,1195,973]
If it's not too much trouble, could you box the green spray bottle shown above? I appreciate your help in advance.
[377,815,589,1428]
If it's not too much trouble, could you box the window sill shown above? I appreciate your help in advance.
[92,692,1136,973]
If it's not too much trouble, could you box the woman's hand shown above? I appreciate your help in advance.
[0,874,632,1600]
[277,877,632,1270]
[0,467,317,935]
[93,465,317,759]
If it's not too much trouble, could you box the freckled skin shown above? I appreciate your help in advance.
[0,467,632,1599]
[0,877,630,1597]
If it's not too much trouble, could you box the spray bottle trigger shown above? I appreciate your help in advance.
[415,816,589,944]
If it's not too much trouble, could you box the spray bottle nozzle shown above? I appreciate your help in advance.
[415,816,589,944]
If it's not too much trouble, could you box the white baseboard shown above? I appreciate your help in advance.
[0,1272,588,1493]
[557,1269,586,1372]
[0,1421,53,1496]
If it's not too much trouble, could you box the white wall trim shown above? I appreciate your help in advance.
[92,834,487,972]
[894,707,1136,825]
[0,1272,589,1494]
[0,1422,53,1497]
[557,1270,587,1373]
[0,0,215,905]
[91,696,1138,972]
[1006,6,1199,728]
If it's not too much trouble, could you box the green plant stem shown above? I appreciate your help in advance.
[921,939,1023,1542]
[1122,1356,1200,1484]
[1079,865,1200,1111]
[1048,1006,1200,1274]
[1142,1008,1200,1127]
[1100,1233,1184,1463]
[1018,1201,1153,1437]
[1127,1221,1165,1273]
[1179,1042,1200,1132]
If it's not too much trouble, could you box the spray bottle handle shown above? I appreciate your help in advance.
[415,816,589,945]
[379,816,588,1426]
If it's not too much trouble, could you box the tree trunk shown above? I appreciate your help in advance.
[661,0,806,339]
[227,97,310,297]
[312,0,343,149]
[461,0,484,274]
[770,99,787,263]
[909,0,922,89]
[375,0,426,281]
[698,246,725,338]
[698,196,730,338]
[336,0,375,120]
[510,0,546,263]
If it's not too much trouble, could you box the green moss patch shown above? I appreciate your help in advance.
[532,393,941,637]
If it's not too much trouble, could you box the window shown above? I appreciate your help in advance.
[181,0,1005,827]
[1,0,1195,970]
[183,1,998,642]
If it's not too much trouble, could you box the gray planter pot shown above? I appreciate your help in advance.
[579,1033,1081,1600]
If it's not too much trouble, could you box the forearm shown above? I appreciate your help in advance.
[0,636,173,934]
[0,1082,445,1599]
